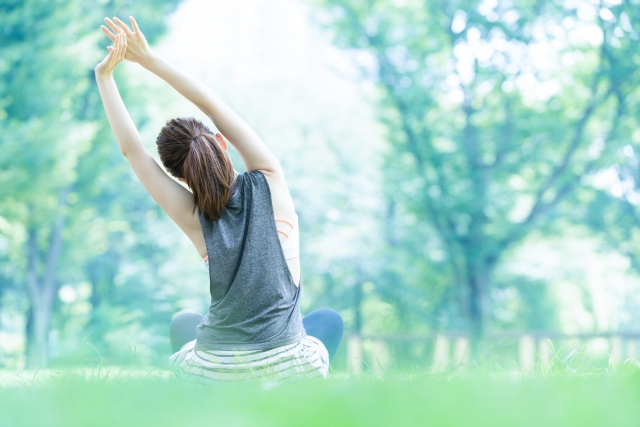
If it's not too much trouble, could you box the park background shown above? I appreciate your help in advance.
[1,0,640,374]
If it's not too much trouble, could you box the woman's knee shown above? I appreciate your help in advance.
[169,312,203,352]
[303,308,344,339]
[170,312,203,332]
[302,308,343,362]
[319,308,343,331]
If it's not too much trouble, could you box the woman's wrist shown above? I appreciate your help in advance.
[94,70,114,81]
[139,51,160,69]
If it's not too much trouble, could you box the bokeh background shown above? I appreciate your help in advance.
[1,0,640,372]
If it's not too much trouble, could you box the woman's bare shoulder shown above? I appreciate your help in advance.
[256,169,296,219]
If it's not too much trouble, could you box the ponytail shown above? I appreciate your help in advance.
[156,117,235,221]
[183,133,234,221]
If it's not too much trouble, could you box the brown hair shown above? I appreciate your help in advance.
[156,117,234,221]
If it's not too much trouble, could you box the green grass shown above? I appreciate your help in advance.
[1,368,640,427]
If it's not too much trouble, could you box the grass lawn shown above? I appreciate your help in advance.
[1,369,639,427]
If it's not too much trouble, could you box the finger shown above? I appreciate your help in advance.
[119,30,127,60]
[117,31,125,57]
[113,32,120,59]
[104,17,120,33]
[119,30,127,58]
[129,16,140,33]
[107,46,114,52]
[104,18,122,56]
[100,25,116,41]
[113,17,134,35]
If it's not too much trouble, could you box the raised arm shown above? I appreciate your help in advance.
[102,17,282,177]
[94,27,203,253]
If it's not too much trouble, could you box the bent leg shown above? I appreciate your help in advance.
[169,312,203,353]
[302,308,344,362]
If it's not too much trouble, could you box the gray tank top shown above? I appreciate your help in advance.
[194,170,305,351]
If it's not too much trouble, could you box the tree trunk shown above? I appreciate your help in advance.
[466,274,483,357]
[24,189,69,369]
[25,228,50,369]
[354,279,363,334]
[463,257,493,359]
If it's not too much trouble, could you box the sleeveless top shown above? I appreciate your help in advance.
[194,170,305,351]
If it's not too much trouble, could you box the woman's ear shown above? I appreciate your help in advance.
[215,133,228,151]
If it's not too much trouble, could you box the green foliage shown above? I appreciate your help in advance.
[490,275,557,331]
[313,0,640,339]
[0,0,182,368]
[2,0,640,371]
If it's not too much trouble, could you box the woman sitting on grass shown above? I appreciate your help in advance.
[95,16,343,382]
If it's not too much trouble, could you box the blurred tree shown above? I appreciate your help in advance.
[315,0,640,347]
[578,174,637,269]
[0,0,180,368]
[579,59,640,280]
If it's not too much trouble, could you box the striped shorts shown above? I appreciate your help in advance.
[169,335,329,383]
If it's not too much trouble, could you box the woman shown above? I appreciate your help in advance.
[95,16,343,382]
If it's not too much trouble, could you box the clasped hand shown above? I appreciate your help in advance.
[94,16,152,77]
